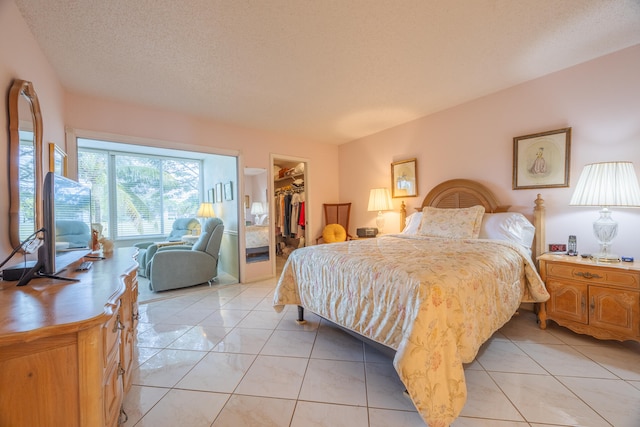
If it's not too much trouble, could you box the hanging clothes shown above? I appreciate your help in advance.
[298,200,305,227]
[283,193,292,236]
[290,192,301,235]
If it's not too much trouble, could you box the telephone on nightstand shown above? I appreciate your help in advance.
[357,227,378,238]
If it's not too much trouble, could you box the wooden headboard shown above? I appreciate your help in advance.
[399,179,546,262]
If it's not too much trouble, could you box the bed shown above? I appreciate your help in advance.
[245,224,270,262]
[273,179,549,427]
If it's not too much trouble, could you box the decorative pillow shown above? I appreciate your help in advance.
[418,205,485,239]
[402,212,423,234]
[322,223,347,243]
[479,212,535,249]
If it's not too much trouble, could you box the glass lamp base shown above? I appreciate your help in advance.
[592,208,619,263]
[376,212,385,234]
[592,252,621,263]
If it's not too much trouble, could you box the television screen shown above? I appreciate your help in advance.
[41,172,92,275]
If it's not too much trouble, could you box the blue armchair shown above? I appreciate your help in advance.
[134,218,199,278]
[148,218,224,292]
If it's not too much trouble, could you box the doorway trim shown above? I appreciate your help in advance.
[270,153,311,278]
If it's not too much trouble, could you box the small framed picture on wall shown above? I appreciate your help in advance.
[49,143,67,176]
[513,127,571,190]
[224,181,233,201]
[391,158,418,198]
[215,183,223,203]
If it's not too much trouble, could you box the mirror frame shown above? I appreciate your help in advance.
[8,79,43,248]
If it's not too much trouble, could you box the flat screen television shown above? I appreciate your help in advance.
[40,172,93,276]
[16,173,92,285]
[13,172,92,287]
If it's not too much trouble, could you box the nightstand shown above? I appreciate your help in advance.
[538,253,640,342]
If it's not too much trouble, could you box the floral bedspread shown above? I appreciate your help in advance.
[273,234,548,427]
[246,225,270,249]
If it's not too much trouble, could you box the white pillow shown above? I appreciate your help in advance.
[419,205,485,239]
[402,212,422,234]
[479,212,535,249]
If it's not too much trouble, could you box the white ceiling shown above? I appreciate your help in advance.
[15,0,640,145]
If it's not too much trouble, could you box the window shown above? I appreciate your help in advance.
[78,140,201,240]
[18,131,36,240]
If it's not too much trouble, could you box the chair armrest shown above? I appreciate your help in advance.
[156,245,192,252]
[134,241,155,249]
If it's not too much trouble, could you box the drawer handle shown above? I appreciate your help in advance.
[112,315,124,333]
[118,363,126,376]
[119,408,129,425]
[574,271,602,280]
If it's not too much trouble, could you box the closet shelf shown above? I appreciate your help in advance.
[275,173,303,183]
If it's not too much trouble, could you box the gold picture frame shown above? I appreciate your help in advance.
[513,127,571,190]
[49,142,67,176]
[391,158,418,198]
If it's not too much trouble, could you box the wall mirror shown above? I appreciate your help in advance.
[244,167,269,263]
[8,79,43,248]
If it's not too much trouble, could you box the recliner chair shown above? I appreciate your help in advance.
[134,218,199,277]
[147,218,224,292]
[56,220,92,249]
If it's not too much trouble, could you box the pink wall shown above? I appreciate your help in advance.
[341,44,640,258]
[0,1,66,258]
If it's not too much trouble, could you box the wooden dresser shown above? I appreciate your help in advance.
[0,248,139,427]
[538,253,640,342]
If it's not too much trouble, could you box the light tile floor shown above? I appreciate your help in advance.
[125,274,640,426]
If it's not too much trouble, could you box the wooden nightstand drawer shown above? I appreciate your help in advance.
[546,262,640,289]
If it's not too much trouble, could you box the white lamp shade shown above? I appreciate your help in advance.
[367,188,393,212]
[570,162,640,207]
[250,202,265,215]
[196,202,216,218]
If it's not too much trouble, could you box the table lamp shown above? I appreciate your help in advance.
[367,188,393,233]
[250,202,265,223]
[569,161,640,262]
[196,201,215,233]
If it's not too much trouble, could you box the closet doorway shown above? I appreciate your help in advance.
[271,154,309,275]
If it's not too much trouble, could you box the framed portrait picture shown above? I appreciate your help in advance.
[49,143,67,176]
[209,188,215,204]
[513,127,571,190]
[215,182,223,203]
[224,181,233,201]
[391,158,418,198]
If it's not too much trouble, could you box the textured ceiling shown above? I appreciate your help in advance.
[14,0,640,144]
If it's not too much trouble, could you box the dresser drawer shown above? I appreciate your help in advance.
[102,308,122,364]
[546,263,640,289]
